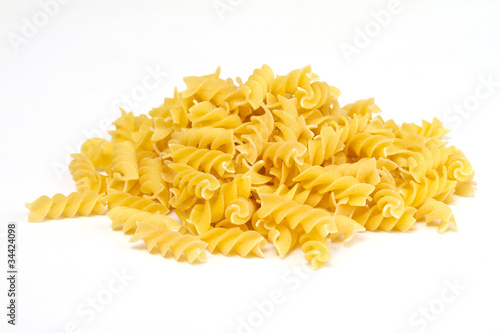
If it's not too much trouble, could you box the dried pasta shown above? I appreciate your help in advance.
[26,65,475,269]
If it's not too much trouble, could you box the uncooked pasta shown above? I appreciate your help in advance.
[26,65,475,270]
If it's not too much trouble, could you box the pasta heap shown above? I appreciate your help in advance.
[26,65,475,269]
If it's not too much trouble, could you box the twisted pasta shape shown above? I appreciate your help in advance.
[234,104,274,164]
[268,224,298,258]
[400,168,457,207]
[335,112,371,144]
[169,163,220,206]
[183,174,252,234]
[198,228,267,257]
[342,98,381,119]
[296,81,337,110]
[304,126,344,166]
[168,144,235,177]
[151,116,174,143]
[104,192,168,214]
[107,206,179,232]
[112,141,139,181]
[108,109,136,142]
[346,132,394,159]
[410,118,450,138]
[187,101,242,129]
[271,95,313,144]
[445,148,475,190]
[299,229,330,270]
[80,137,113,169]
[26,191,106,222]
[262,141,307,169]
[329,215,365,243]
[182,67,239,107]
[293,166,375,206]
[138,157,170,206]
[171,127,236,155]
[130,222,208,263]
[239,64,275,109]
[350,204,417,232]
[224,197,255,225]
[257,193,337,237]
[415,198,457,233]
[269,65,316,96]
[327,158,381,185]
[131,118,154,152]
[69,153,106,193]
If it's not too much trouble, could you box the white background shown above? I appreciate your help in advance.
[1,1,500,332]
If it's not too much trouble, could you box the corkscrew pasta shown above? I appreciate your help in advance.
[26,65,475,269]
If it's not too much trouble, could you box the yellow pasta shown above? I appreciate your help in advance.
[198,228,267,257]
[107,206,179,233]
[68,153,106,193]
[130,222,208,263]
[26,191,105,222]
[26,65,475,269]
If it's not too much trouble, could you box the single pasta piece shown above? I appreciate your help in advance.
[107,206,179,232]
[26,191,106,222]
[80,137,113,169]
[103,192,169,214]
[300,229,330,270]
[257,193,337,238]
[130,222,208,263]
[138,157,170,206]
[69,153,106,193]
[198,228,267,257]
[268,224,298,258]
[111,141,139,181]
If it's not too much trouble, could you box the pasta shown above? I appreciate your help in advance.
[107,206,179,233]
[198,228,267,257]
[26,191,105,222]
[68,153,106,193]
[130,222,208,263]
[26,65,475,269]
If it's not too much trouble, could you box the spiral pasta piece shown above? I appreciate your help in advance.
[168,144,235,177]
[258,193,337,237]
[171,127,236,155]
[415,198,457,233]
[198,228,267,257]
[269,65,316,96]
[107,206,179,232]
[138,157,170,206]
[187,101,242,129]
[69,153,106,193]
[343,98,381,119]
[235,104,274,164]
[300,229,330,270]
[268,224,298,258]
[293,166,375,206]
[80,137,113,169]
[272,95,313,144]
[130,222,208,263]
[239,64,275,109]
[112,141,139,181]
[169,163,220,208]
[305,126,344,166]
[26,191,105,222]
[329,215,366,243]
[296,81,337,110]
[104,192,168,214]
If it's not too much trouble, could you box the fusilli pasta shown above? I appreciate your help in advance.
[26,65,475,269]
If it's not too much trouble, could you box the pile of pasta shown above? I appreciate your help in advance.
[26,65,475,269]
